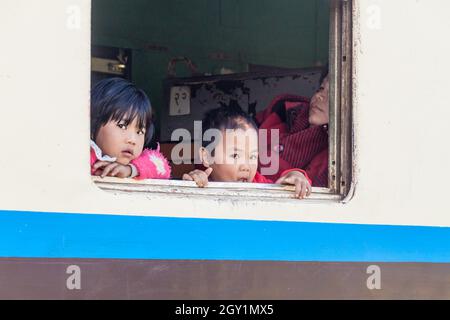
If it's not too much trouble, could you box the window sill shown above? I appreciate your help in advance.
[92,176,343,202]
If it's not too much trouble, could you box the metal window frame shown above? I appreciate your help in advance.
[329,0,353,198]
[94,0,354,203]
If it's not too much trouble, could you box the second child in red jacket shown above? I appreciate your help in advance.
[182,102,312,199]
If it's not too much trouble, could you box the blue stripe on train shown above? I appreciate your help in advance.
[1,210,450,262]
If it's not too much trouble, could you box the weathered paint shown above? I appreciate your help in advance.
[0,1,450,246]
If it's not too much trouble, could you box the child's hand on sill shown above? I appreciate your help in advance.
[92,161,133,178]
[276,171,312,199]
[182,167,213,188]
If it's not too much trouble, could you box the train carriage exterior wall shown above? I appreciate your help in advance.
[1,0,450,299]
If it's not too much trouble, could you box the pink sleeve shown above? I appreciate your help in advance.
[131,147,171,180]
[90,147,98,174]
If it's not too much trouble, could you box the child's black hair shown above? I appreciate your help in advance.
[202,100,258,149]
[90,78,154,146]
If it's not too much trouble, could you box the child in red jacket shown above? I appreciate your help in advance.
[90,78,171,180]
[182,102,311,199]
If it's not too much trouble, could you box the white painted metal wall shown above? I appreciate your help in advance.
[0,0,449,227]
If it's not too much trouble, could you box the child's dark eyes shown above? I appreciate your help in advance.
[230,154,258,160]
[117,122,145,135]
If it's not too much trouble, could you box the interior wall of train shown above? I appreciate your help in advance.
[91,0,329,129]
[91,0,330,181]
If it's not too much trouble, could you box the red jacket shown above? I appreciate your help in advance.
[256,94,328,187]
[252,169,311,184]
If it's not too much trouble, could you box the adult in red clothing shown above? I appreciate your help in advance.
[182,102,312,199]
[257,70,329,187]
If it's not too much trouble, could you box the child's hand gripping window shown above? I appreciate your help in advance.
[275,170,312,199]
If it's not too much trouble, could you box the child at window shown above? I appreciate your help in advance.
[182,102,312,199]
[90,78,171,179]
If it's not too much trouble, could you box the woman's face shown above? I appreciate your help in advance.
[309,76,329,126]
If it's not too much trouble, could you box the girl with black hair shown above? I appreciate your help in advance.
[90,78,171,179]
[182,102,312,199]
